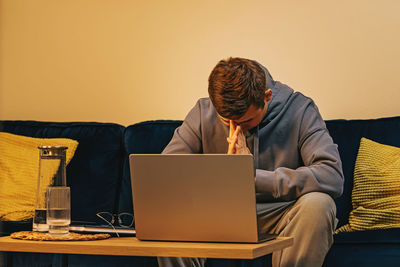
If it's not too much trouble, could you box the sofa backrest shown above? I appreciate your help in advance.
[120,116,400,229]
[326,116,400,227]
[0,121,125,224]
[3,116,399,231]
[118,120,182,216]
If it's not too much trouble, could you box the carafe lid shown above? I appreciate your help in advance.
[38,146,68,157]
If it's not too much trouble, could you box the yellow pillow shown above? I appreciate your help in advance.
[0,132,78,221]
[336,137,400,233]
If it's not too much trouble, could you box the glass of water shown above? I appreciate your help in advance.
[46,186,71,236]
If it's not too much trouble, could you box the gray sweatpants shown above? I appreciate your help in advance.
[158,192,337,267]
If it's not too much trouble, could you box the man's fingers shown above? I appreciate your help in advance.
[227,125,239,154]
[229,120,235,137]
[227,137,236,154]
[237,129,246,146]
[235,143,251,155]
[227,122,250,155]
[234,125,241,138]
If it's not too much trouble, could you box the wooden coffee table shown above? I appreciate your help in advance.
[0,236,293,266]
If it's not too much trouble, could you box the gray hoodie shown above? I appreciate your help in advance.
[163,66,344,204]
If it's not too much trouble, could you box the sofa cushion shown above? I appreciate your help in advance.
[324,242,400,267]
[0,121,125,234]
[334,228,400,244]
[337,138,400,233]
[118,120,182,215]
[0,132,78,221]
[325,116,400,228]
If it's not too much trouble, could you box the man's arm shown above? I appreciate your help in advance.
[255,102,344,201]
[163,100,203,154]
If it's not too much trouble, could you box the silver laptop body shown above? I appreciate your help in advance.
[129,154,275,243]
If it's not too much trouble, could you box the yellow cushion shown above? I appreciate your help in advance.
[336,137,400,233]
[0,132,78,221]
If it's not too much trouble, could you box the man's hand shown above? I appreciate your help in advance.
[227,120,250,154]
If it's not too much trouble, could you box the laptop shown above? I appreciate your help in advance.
[129,154,276,243]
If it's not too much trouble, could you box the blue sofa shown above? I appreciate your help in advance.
[1,116,400,267]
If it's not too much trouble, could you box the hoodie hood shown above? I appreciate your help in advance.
[256,61,276,90]
[256,62,294,126]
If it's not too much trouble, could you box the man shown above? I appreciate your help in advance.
[158,57,344,267]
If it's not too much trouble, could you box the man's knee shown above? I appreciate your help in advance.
[295,192,336,224]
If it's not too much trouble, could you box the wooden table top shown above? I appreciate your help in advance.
[0,236,293,259]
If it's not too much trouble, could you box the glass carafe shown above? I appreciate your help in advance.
[33,146,68,232]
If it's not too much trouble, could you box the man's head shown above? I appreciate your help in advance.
[208,57,272,131]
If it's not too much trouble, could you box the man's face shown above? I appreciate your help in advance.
[218,89,272,132]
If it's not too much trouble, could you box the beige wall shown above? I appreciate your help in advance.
[0,0,399,126]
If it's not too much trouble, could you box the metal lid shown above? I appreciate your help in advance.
[38,146,68,157]
[38,146,68,150]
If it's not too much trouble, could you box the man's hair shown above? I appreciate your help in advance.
[208,57,267,119]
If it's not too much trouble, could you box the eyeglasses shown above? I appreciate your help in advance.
[96,212,134,237]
